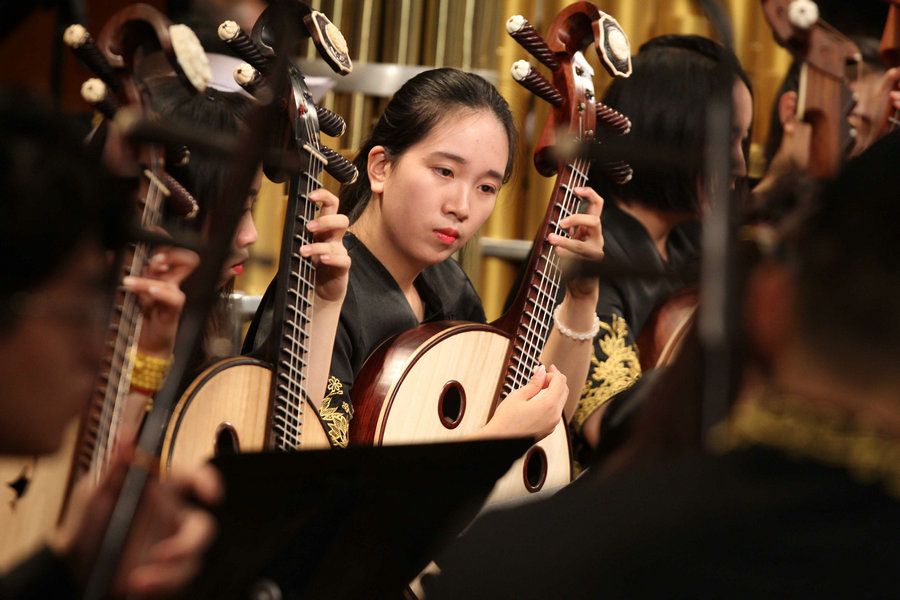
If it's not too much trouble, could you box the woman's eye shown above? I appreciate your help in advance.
[434,167,453,177]
[479,184,497,194]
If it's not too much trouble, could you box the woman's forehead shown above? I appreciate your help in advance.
[414,110,509,172]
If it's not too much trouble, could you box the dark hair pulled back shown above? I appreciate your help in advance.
[338,67,517,223]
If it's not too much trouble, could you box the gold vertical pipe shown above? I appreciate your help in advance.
[349,0,375,151]
[399,0,411,65]
[463,0,475,70]
[436,0,448,67]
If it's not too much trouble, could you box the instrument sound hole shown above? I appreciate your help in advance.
[438,381,466,429]
[523,446,548,492]
[215,423,240,456]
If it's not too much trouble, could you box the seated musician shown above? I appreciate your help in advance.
[572,35,753,462]
[120,77,350,428]
[423,127,900,600]
[246,67,606,447]
[0,93,219,599]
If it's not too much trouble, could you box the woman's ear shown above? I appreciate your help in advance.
[778,90,799,125]
[367,145,389,195]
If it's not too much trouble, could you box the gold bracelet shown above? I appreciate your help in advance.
[130,349,174,395]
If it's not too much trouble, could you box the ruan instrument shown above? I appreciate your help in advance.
[350,2,632,501]
[160,2,355,475]
[0,4,206,572]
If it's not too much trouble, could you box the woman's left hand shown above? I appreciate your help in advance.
[547,186,604,298]
[304,188,351,304]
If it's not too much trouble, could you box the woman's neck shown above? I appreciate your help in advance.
[616,200,693,262]
[350,206,425,318]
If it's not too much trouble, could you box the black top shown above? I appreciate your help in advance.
[422,445,900,599]
[0,547,78,600]
[572,201,699,453]
[245,233,485,447]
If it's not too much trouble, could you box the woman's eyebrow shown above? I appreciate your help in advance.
[430,150,503,180]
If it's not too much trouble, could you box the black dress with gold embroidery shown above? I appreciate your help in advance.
[572,201,699,458]
[244,233,485,447]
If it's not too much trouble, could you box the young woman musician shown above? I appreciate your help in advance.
[248,67,605,447]
[122,78,350,430]
[572,35,753,459]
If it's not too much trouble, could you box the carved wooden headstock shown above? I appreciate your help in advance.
[507,2,633,183]
[762,0,860,177]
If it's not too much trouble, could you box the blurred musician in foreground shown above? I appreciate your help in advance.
[423,130,900,599]
[0,94,220,599]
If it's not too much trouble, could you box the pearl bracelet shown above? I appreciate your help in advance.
[553,305,601,341]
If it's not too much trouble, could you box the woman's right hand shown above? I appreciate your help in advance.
[476,365,568,442]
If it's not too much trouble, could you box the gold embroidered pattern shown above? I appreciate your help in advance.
[319,376,354,448]
[572,314,642,434]
[713,393,900,498]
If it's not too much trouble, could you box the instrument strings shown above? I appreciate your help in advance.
[91,157,166,481]
[275,106,322,452]
[504,149,590,398]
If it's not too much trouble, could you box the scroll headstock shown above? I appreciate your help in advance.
[65,4,208,218]
[761,0,860,177]
[220,1,355,184]
[507,1,633,182]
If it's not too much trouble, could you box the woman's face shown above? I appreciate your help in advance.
[368,109,509,271]
[698,78,753,215]
[218,167,261,288]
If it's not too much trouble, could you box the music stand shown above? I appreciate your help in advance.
[187,438,532,599]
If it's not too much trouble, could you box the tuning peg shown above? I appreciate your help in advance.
[167,143,191,168]
[305,10,352,75]
[316,105,346,138]
[80,78,119,119]
[595,103,631,136]
[511,61,563,107]
[602,160,633,184]
[506,15,559,72]
[218,20,269,73]
[64,24,118,90]
[233,63,266,94]
[154,170,199,219]
[319,145,358,184]
[788,0,819,30]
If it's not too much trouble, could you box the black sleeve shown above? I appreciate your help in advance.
[317,293,357,448]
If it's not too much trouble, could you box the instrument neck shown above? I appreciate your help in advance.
[80,167,167,482]
[267,146,324,451]
[499,157,590,399]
